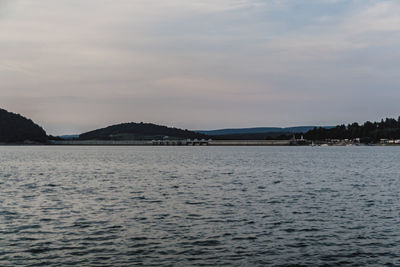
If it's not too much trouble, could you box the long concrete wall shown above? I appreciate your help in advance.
[208,140,291,146]
[50,139,293,146]
[50,140,153,145]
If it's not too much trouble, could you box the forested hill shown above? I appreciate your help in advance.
[303,117,400,142]
[0,108,47,143]
[79,122,207,140]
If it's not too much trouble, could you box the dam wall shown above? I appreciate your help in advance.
[50,139,292,146]
[208,140,291,146]
[50,140,153,146]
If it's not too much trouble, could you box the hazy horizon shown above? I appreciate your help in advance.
[60,124,332,136]
[1,0,400,135]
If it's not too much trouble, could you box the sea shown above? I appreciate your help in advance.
[0,146,399,266]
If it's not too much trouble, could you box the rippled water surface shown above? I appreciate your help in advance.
[0,146,400,266]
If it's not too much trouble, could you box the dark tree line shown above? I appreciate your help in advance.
[303,117,400,143]
[0,109,47,143]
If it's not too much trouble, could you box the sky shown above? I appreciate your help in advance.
[1,0,400,135]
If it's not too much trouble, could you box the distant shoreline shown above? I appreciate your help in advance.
[48,140,293,146]
[1,140,399,146]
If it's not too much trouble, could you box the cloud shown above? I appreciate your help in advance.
[347,1,400,33]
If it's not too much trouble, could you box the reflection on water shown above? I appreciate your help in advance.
[0,146,399,266]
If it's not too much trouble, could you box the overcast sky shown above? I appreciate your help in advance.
[1,0,399,134]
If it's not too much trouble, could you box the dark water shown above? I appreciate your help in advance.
[0,146,399,266]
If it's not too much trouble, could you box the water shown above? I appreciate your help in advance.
[0,146,399,266]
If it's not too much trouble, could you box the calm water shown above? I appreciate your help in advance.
[0,146,399,266]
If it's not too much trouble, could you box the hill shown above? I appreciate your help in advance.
[0,108,47,143]
[79,122,207,140]
[196,126,321,136]
[209,132,294,140]
[60,134,79,140]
